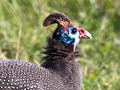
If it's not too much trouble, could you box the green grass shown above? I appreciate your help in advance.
[0,0,120,90]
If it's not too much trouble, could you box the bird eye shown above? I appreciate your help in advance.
[72,28,77,34]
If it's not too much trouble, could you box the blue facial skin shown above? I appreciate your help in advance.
[68,27,80,46]
[53,27,80,47]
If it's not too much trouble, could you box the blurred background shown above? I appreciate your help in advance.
[0,0,120,90]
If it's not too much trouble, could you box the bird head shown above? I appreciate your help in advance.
[43,12,92,51]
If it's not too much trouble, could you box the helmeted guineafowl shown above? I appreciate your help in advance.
[0,12,92,90]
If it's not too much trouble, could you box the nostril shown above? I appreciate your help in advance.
[81,30,84,33]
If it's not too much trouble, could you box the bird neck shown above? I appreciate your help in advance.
[41,37,82,89]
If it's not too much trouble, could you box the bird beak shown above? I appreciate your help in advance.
[84,30,92,39]
[78,28,92,39]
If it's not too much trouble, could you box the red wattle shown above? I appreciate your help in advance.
[73,44,76,52]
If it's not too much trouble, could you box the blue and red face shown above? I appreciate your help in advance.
[53,26,92,51]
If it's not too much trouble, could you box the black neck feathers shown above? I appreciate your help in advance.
[41,37,80,70]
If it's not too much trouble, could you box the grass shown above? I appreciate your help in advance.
[0,0,120,90]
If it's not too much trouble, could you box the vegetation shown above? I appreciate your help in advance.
[0,0,120,90]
